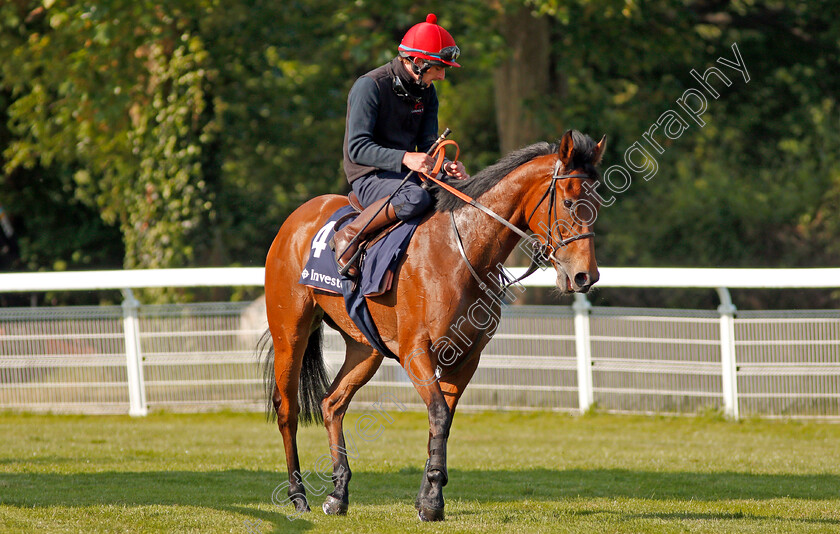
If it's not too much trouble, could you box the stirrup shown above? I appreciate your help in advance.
[329,236,362,279]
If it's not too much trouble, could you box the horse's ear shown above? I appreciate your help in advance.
[558,130,575,166]
[592,135,607,166]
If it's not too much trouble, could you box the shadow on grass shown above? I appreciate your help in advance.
[1,468,838,531]
[0,469,314,533]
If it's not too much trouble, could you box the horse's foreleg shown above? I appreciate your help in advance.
[320,338,383,515]
[404,347,454,521]
[414,354,480,516]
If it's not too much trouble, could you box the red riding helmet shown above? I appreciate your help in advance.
[398,13,461,68]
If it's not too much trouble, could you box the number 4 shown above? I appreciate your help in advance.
[311,221,336,258]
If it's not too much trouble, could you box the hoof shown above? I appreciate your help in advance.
[322,495,348,516]
[418,507,445,522]
[292,499,310,513]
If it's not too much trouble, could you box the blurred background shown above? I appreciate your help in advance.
[1,0,838,308]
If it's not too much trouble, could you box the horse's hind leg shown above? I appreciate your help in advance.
[266,286,322,514]
[320,336,383,515]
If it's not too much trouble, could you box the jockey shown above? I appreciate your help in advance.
[332,13,469,277]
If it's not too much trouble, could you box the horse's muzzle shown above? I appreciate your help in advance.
[556,266,599,294]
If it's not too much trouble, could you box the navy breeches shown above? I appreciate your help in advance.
[351,171,432,221]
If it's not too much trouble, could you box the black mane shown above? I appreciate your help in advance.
[430,130,599,213]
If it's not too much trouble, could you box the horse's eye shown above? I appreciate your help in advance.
[563,199,574,209]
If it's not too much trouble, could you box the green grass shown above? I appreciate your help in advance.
[1,409,839,533]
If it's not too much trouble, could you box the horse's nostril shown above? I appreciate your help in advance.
[574,273,589,287]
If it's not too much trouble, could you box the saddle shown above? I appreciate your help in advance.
[348,191,364,212]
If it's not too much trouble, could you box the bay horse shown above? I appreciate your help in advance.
[261,129,606,521]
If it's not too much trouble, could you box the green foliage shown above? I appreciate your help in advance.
[542,0,840,274]
[0,0,350,277]
[2,1,212,271]
[1,0,839,307]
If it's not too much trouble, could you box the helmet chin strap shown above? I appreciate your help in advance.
[410,59,433,89]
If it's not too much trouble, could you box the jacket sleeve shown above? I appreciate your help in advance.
[345,77,406,172]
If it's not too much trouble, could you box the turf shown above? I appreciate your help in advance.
[1,409,839,533]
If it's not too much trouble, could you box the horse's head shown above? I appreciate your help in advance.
[526,130,606,294]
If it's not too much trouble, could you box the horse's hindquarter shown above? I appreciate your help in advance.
[265,195,353,331]
[266,194,347,282]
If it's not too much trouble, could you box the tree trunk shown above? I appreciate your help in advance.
[494,8,554,303]
[493,7,551,155]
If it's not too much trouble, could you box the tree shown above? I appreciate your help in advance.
[493,6,551,154]
[1,0,348,276]
[2,0,839,309]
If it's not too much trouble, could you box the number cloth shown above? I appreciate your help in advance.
[298,205,421,360]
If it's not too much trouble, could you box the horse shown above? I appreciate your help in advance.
[260,129,606,521]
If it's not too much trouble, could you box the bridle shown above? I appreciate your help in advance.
[445,157,595,294]
[524,159,595,267]
[435,156,596,379]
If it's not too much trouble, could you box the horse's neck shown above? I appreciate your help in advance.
[449,159,551,274]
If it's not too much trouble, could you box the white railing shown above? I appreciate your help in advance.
[1,267,839,419]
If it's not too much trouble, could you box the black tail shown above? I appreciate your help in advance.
[257,329,277,422]
[258,326,330,426]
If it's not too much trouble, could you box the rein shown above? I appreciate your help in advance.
[420,143,594,293]
[420,141,538,248]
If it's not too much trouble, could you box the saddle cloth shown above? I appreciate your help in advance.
[299,205,418,296]
[298,204,421,360]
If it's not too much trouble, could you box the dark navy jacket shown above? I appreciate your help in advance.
[342,57,439,184]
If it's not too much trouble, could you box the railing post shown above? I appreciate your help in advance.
[121,288,148,417]
[573,293,594,414]
[716,287,739,420]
